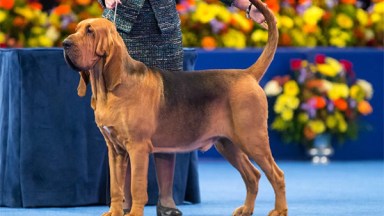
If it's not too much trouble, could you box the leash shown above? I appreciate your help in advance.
[113,1,118,24]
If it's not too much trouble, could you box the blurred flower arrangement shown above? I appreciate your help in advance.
[0,0,102,47]
[264,54,373,146]
[178,0,384,49]
[1,0,383,48]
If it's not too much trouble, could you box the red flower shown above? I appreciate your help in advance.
[28,2,43,10]
[0,0,14,10]
[290,59,302,71]
[315,54,326,64]
[339,59,352,72]
[273,75,291,86]
[333,98,348,111]
[314,96,327,109]
[340,59,355,79]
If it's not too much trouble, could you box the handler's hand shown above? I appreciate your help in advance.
[233,0,268,29]
[105,0,121,9]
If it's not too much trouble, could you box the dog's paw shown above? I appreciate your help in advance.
[101,210,124,216]
[268,209,288,216]
[232,205,253,216]
[124,212,143,216]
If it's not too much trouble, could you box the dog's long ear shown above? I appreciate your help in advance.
[77,71,89,97]
[97,24,123,91]
[104,27,124,91]
[95,23,113,57]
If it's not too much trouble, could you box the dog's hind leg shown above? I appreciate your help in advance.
[215,139,261,216]
[230,85,287,216]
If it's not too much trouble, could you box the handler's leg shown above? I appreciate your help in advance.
[154,153,177,208]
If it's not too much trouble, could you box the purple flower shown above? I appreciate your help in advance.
[298,68,307,84]
[301,102,316,118]
[349,99,357,109]
[327,101,334,112]
[210,19,225,34]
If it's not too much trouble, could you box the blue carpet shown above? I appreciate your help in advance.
[1,160,383,216]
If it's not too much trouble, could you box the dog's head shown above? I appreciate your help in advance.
[63,18,124,96]
[63,18,117,71]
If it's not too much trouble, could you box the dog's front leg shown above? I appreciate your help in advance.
[102,140,128,216]
[126,140,151,216]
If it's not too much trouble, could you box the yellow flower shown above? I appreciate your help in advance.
[308,120,326,134]
[0,31,5,43]
[328,83,349,100]
[216,5,231,23]
[350,85,365,101]
[317,64,337,76]
[15,7,34,20]
[0,10,6,23]
[222,29,246,49]
[298,112,309,123]
[356,8,368,26]
[329,28,342,37]
[356,79,373,99]
[338,120,348,132]
[31,26,44,35]
[283,80,300,96]
[326,115,337,129]
[328,28,351,47]
[251,29,268,44]
[291,29,306,46]
[279,15,294,29]
[287,97,300,109]
[303,6,324,25]
[193,1,217,24]
[274,102,285,114]
[330,37,347,47]
[38,35,53,47]
[281,109,294,121]
[272,117,288,130]
[373,2,384,14]
[49,14,61,28]
[336,13,354,29]
[274,94,299,115]
[274,95,288,113]
[317,57,342,76]
[327,57,343,73]
[37,11,48,26]
[27,37,39,47]
[232,13,252,32]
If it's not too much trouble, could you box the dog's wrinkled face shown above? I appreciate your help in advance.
[63,18,114,71]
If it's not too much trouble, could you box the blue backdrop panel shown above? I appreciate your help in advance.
[195,48,384,160]
[0,48,200,207]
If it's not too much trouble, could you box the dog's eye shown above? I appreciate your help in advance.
[86,26,94,35]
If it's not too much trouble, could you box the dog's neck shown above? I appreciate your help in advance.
[88,48,149,110]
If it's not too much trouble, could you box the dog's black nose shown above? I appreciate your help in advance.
[62,39,73,49]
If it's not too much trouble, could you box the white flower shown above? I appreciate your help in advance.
[264,80,282,96]
[46,26,60,42]
[356,79,373,99]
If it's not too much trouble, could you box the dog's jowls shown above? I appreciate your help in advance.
[63,0,287,215]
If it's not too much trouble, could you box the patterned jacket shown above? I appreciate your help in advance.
[97,0,234,34]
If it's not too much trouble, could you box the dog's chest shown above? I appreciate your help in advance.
[100,125,127,154]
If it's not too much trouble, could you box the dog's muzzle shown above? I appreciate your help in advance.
[63,38,81,71]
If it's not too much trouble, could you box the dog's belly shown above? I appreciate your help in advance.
[152,137,217,153]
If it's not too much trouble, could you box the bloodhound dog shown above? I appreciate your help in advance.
[63,0,287,215]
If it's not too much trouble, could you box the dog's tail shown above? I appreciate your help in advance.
[246,0,278,82]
